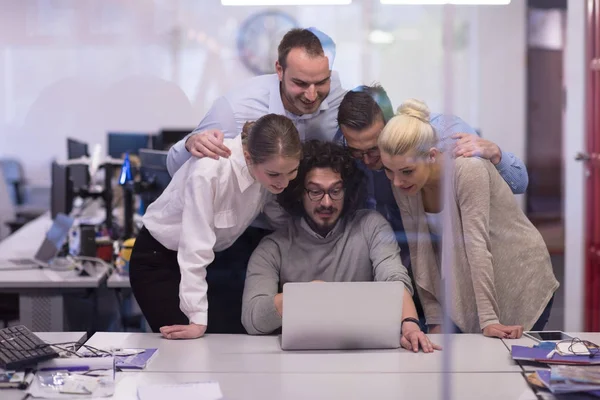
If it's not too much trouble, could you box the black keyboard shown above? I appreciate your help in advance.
[0,325,59,370]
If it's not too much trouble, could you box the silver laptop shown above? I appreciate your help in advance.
[0,213,74,270]
[281,281,404,351]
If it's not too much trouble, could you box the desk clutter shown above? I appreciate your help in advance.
[0,327,159,399]
[513,338,600,397]
[12,330,600,399]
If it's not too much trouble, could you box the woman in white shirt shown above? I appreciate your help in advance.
[129,114,302,340]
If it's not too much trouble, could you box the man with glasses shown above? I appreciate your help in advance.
[335,85,530,330]
[241,140,440,353]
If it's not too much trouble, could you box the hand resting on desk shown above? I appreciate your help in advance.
[428,323,524,339]
[401,323,442,353]
[483,324,524,339]
[160,323,207,339]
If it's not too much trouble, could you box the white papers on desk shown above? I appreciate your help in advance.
[28,370,115,399]
[137,381,223,400]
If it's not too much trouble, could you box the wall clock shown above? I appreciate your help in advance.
[237,10,298,75]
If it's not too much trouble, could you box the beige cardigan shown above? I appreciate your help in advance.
[394,157,559,333]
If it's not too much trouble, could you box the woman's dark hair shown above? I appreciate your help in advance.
[277,140,366,217]
[241,114,302,164]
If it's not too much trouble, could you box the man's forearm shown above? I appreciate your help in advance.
[494,150,529,194]
[242,294,283,335]
[166,138,192,176]
[401,288,419,322]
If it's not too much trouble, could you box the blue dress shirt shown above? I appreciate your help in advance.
[166,72,347,176]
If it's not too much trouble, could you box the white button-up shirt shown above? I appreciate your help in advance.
[166,72,347,176]
[143,136,274,325]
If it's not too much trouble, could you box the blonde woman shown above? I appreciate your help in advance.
[377,99,559,338]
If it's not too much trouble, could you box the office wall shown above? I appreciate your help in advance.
[477,0,527,205]
[0,0,524,186]
[563,0,586,332]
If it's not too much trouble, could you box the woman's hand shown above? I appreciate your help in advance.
[160,323,207,339]
[482,324,523,339]
[401,324,442,353]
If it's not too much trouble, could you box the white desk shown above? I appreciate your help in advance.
[107,272,130,288]
[0,214,110,331]
[98,371,537,400]
[35,331,87,346]
[85,333,522,374]
[2,331,87,400]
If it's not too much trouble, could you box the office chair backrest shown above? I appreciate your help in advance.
[0,159,25,206]
[0,168,16,241]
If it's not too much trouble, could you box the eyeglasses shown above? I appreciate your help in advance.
[304,187,345,202]
[347,146,380,160]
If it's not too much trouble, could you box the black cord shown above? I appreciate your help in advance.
[0,341,112,358]
[566,337,600,358]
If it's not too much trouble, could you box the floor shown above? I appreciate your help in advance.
[546,254,564,330]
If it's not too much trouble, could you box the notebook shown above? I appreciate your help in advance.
[512,345,600,365]
[115,348,158,370]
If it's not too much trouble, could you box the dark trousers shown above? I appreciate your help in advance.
[446,295,555,334]
[129,226,270,334]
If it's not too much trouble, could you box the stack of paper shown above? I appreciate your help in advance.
[137,381,223,400]
[115,348,158,370]
[511,345,600,365]
[534,366,600,396]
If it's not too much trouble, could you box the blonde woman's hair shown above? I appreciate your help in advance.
[378,98,438,158]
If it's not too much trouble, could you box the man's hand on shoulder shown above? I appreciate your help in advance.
[185,129,232,160]
[452,133,502,165]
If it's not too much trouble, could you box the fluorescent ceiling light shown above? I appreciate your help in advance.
[368,30,395,44]
[381,0,510,4]
[222,0,351,5]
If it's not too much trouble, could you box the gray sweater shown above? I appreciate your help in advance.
[241,209,414,335]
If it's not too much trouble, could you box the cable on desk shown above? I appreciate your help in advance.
[0,341,112,358]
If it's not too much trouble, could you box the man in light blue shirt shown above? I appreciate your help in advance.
[167,28,346,176]
[336,85,528,195]
[164,28,347,334]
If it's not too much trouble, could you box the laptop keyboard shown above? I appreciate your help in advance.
[0,325,59,370]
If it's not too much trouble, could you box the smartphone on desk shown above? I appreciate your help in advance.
[524,331,573,342]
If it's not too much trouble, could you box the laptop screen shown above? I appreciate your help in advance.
[34,213,74,263]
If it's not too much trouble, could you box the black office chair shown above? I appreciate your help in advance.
[0,159,47,234]
[0,294,19,328]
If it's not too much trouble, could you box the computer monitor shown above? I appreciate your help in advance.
[67,138,88,159]
[138,149,171,210]
[107,132,152,159]
[51,161,73,219]
[66,138,90,191]
[154,129,192,151]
